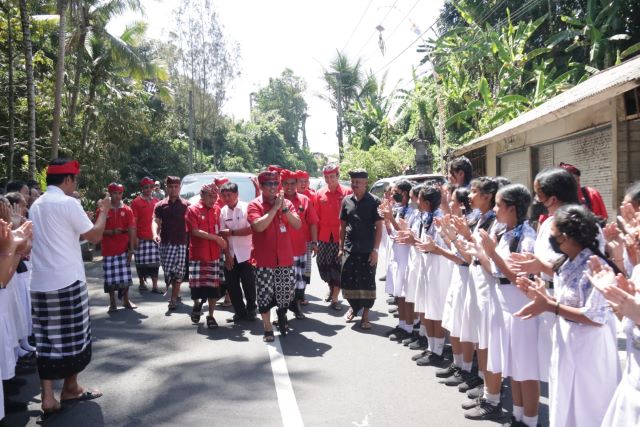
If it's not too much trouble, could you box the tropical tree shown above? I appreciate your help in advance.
[19,0,36,178]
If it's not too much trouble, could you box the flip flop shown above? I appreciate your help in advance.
[41,405,67,423]
[330,301,342,311]
[107,305,117,313]
[344,308,356,323]
[263,330,275,342]
[123,303,137,310]
[61,390,103,404]
[151,288,163,294]
[360,320,372,330]
[300,300,309,306]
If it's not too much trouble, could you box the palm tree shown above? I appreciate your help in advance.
[19,0,36,177]
[51,0,69,159]
[2,4,17,179]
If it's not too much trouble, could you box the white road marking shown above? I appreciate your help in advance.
[267,336,304,427]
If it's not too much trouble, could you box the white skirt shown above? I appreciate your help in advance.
[550,317,619,427]
[0,281,18,380]
[385,243,411,297]
[459,267,480,343]
[600,318,640,427]
[425,254,452,321]
[413,253,428,314]
[442,264,469,337]
[493,284,540,381]
[469,263,498,349]
[405,247,422,304]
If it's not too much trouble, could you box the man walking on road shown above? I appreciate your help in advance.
[153,176,190,310]
[316,164,352,310]
[29,159,109,417]
[339,169,383,330]
[247,170,301,341]
[131,177,161,293]
[295,169,318,305]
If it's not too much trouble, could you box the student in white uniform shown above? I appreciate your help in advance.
[515,205,620,427]
[479,184,540,427]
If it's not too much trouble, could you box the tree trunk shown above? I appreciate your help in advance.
[68,1,87,125]
[19,0,37,177]
[51,0,68,159]
[6,7,16,180]
[80,71,97,151]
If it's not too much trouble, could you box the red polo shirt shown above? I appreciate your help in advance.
[247,196,296,268]
[154,197,189,245]
[285,193,318,255]
[301,188,318,213]
[186,201,222,262]
[98,204,135,257]
[316,184,352,242]
[130,195,159,240]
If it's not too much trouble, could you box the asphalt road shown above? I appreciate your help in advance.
[4,253,551,427]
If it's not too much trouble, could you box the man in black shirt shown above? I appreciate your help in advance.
[338,169,383,329]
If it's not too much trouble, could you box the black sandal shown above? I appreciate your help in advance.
[263,330,275,342]
[206,315,218,329]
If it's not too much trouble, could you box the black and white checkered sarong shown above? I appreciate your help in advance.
[189,259,224,287]
[135,239,160,266]
[303,242,314,284]
[317,240,341,285]
[103,252,133,293]
[159,243,187,285]
[293,255,306,290]
[255,266,294,313]
[31,280,92,380]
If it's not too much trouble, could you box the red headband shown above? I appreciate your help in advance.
[214,177,229,187]
[165,176,180,185]
[280,169,297,182]
[107,183,124,193]
[323,166,339,176]
[267,165,283,174]
[200,183,219,195]
[140,177,154,187]
[47,160,80,175]
[559,162,580,176]
[295,170,309,179]
[258,171,280,184]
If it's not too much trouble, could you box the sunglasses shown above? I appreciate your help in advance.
[262,181,279,188]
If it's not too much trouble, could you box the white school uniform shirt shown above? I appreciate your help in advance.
[491,221,537,279]
[219,201,252,264]
[29,185,94,292]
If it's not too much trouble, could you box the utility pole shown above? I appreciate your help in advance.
[188,90,194,174]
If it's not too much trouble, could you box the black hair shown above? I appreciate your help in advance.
[497,184,532,224]
[494,176,511,189]
[470,176,499,209]
[411,184,424,197]
[418,185,441,212]
[6,181,27,193]
[453,187,472,214]
[625,181,640,205]
[220,182,238,193]
[534,167,579,204]
[447,156,473,185]
[26,179,39,189]
[46,158,76,186]
[394,179,412,195]
[5,192,25,207]
[554,204,621,274]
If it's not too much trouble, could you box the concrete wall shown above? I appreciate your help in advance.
[617,116,640,206]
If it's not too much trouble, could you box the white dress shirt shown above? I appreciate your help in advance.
[219,201,252,264]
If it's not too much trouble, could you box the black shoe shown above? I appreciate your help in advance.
[388,306,398,314]
[386,296,397,305]
[4,398,28,413]
[227,313,245,323]
[402,332,419,346]
[463,399,502,420]
[411,349,429,361]
[435,363,459,378]
[392,312,399,318]
[441,368,469,386]
[409,336,428,350]
[378,275,387,282]
[389,329,410,342]
[458,373,484,393]
[277,309,288,336]
[502,416,526,427]
[416,352,444,366]
[461,397,481,410]
[385,326,403,337]
[467,384,484,399]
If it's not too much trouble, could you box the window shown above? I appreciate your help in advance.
[467,147,486,177]
[623,87,640,119]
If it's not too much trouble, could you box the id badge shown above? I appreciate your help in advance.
[280,224,287,233]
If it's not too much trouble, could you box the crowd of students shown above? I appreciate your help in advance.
[377,157,640,427]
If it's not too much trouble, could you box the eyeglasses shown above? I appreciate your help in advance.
[262,181,279,188]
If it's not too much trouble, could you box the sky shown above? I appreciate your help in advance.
[108,0,446,155]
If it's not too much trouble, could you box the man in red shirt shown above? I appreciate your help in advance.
[185,183,228,328]
[316,164,353,310]
[558,162,608,221]
[295,170,318,305]
[247,170,302,341]
[100,182,137,312]
[153,176,190,310]
[130,177,161,293]
[281,170,319,318]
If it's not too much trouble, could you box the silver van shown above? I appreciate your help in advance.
[180,172,257,204]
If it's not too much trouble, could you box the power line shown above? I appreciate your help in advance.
[386,0,421,41]
[354,0,400,58]
[342,0,374,52]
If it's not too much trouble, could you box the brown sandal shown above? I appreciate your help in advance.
[263,330,275,342]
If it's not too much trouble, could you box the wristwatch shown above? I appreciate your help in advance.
[282,207,290,213]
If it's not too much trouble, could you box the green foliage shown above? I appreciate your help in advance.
[340,139,415,185]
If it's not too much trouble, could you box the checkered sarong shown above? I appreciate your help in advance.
[303,242,314,285]
[293,255,306,290]
[189,259,224,288]
[255,266,294,313]
[135,239,160,266]
[159,243,187,285]
[103,252,133,292]
[31,280,92,380]
[317,240,341,285]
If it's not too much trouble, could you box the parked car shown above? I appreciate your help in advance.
[180,172,257,204]
[309,177,351,191]
[370,173,446,199]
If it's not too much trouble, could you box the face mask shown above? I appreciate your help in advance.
[392,193,403,203]
[548,235,564,254]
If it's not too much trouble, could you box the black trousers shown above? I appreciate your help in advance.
[224,257,257,315]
